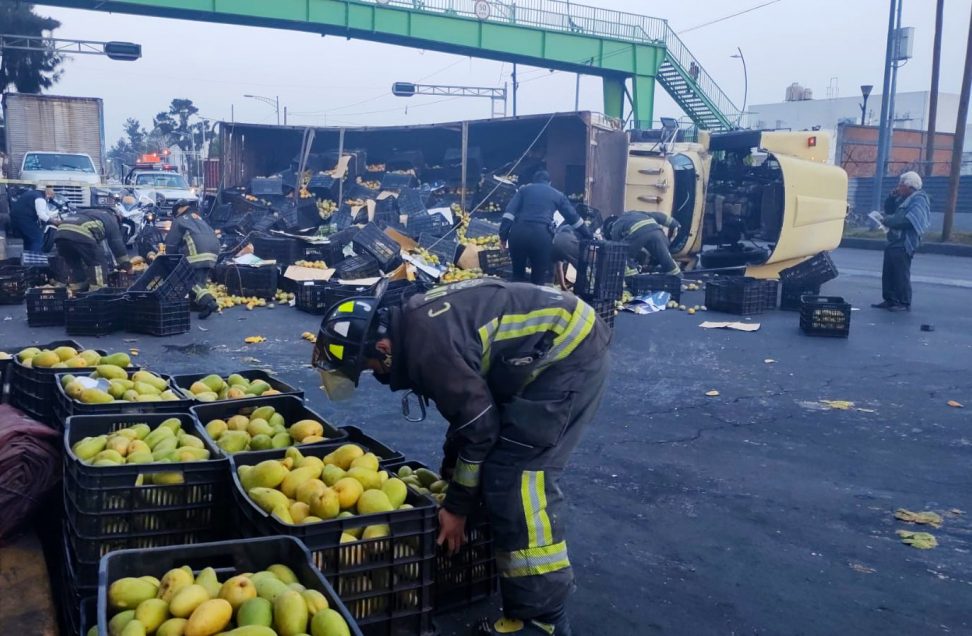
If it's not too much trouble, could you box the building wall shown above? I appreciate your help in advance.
[836,124,956,177]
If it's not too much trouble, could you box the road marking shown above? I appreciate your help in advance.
[839,268,972,289]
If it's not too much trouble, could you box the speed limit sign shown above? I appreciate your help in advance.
[474,1,491,20]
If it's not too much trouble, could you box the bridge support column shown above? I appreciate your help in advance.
[602,76,626,120]
[632,75,655,129]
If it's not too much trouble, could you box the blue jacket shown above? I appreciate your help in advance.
[499,182,589,241]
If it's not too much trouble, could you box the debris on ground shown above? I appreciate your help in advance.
[301,331,316,342]
[705,390,720,397]
[946,400,964,408]
[699,321,760,332]
[894,508,944,528]
[896,530,938,549]
[243,336,267,343]
[820,400,855,410]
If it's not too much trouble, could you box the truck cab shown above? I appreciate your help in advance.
[20,151,100,207]
[625,128,848,278]
[126,170,198,214]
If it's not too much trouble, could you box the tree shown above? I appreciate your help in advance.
[106,117,148,175]
[0,4,66,93]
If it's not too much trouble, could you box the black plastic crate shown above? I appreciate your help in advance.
[704,277,778,316]
[380,172,418,190]
[352,223,402,272]
[79,594,97,636]
[54,371,192,427]
[252,232,303,265]
[107,268,139,289]
[228,449,434,635]
[480,175,519,208]
[575,240,627,301]
[419,233,459,267]
[780,251,839,288]
[0,264,27,304]
[127,255,194,303]
[780,283,821,311]
[799,295,851,338]
[389,460,497,613]
[591,298,618,329]
[334,254,381,280]
[58,533,96,636]
[26,286,68,326]
[478,249,512,275]
[124,297,190,336]
[378,279,426,309]
[65,288,126,337]
[223,263,279,299]
[397,188,428,217]
[190,394,346,456]
[96,537,364,636]
[464,218,501,239]
[250,176,284,195]
[171,369,303,403]
[625,273,682,302]
[296,279,377,315]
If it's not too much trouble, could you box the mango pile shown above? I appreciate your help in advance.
[203,403,331,454]
[16,346,131,370]
[61,368,182,404]
[294,260,328,270]
[207,284,272,311]
[186,374,281,402]
[237,445,410,527]
[395,465,448,506]
[99,563,351,636]
[72,417,209,470]
[440,265,485,283]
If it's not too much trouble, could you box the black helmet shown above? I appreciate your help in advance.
[172,199,193,215]
[312,296,382,400]
[601,214,619,237]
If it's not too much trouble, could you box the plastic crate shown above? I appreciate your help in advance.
[704,277,779,316]
[380,172,418,190]
[625,273,682,303]
[296,279,377,315]
[419,233,459,267]
[124,297,190,336]
[378,279,426,309]
[189,395,346,457]
[591,298,618,329]
[58,533,96,636]
[390,460,498,613]
[0,264,27,304]
[26,286,68,326]
[53,372,192,427]
[228,449,434,635]
[252,232,303,265]
[127,255,194,303]
[397,189,428,217]
[65,288,126,337]
[171,369,303,403]
[575,240,627,301]
[96,537,363,636]
[464,218,501,239]
[223,264,279,299]
[78,594,97,636]
[480,175,519,208]
[334,254,381,280]
[352,223,402,272]
[478,249,512,275]
[799,295,851,338]
[780,283,821,311]
[107,268,139,289]
[780,251,839,288]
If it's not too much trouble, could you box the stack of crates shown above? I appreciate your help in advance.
[60,412,230,633]
[64,288,126,337]
[125,255,194,336]
[779,252,839,311]
[704,277,778,316]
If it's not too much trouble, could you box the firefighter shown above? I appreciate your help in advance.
[313,279,612,636]
[163,199,220,319]
[54,207,131,292]
[602,210,682,276]
[500,171,592,286]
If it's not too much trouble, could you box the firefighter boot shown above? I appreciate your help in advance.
[198,293,219,320]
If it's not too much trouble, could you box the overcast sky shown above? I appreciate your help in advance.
[28,0,972,144]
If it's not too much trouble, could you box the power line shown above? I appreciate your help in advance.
[679,0,783,35]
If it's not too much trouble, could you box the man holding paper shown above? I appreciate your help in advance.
[871,171,931,312]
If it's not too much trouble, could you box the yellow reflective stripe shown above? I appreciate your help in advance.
[478,318,498,375]
[494,308,572,341]
[57,224,94,239]
[529,300,596,382]
[185,234,198,256]
[186,252,216,264]
[497,541,571,578]
[629,218,659,235]
[329,344,345,360]
[454,459,481,488]
[521,471,553,548]
[338,301,355,313]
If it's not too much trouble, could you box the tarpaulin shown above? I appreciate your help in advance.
[0,405,61,544]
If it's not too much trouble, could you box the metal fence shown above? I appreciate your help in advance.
[848,175,972,217]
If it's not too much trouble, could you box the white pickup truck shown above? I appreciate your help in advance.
[19,151,102,207]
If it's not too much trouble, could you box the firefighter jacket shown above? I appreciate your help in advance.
[609,211,679,241]
[385,279,612,516]
[56,209,130,264]
[164,211,220,268]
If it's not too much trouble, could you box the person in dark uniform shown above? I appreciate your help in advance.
[602,210,682,276]
[313,279,611,636]
[163,199,220,318]
[500,171,591,286]
[872,171,931,312]
[54,208,130,292]
[10,186,58,252]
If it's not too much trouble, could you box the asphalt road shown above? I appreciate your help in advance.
[2,248,970,636]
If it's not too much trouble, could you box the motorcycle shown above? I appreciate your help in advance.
[40,194,75,253]
[115,192,166,258]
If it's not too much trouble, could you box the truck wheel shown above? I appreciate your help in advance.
[699,245,770,268]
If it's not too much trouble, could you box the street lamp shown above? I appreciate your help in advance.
[730,47,748,127]
[243,94,281,125]
[860,84,874,126]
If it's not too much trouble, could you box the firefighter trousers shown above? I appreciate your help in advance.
[628,226,681,276]
[481,348,610,622]
[55,238,108,291]
[191,267,216,308]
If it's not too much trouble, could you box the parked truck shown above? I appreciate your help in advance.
[2,93,106,207]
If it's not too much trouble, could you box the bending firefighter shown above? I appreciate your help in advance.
[164,199,220,318]
[603,211,682,276]
[313,280,612,635]
[54,208,130,292]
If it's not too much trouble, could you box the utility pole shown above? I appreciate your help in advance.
[924,0,944,177]
[943,2,972,242]
[872,0,899,213]
[512,63,518,116]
